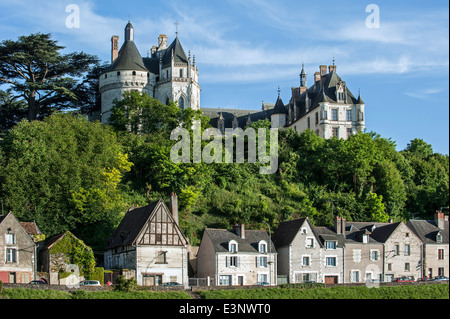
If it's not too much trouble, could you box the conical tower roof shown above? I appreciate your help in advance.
[106,40,148,72]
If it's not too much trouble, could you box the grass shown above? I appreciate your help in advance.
[1,283,447,299]
[198,284,449,299]
[0,288,191,300]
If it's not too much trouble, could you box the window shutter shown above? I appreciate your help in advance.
[256,256,259,268]
[237,257,240,268]
[226,256,229,267]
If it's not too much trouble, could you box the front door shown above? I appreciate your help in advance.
[9,272,16,283]
[324,276,338,284]
[238,276,244,286]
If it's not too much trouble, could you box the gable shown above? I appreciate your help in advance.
[136,202,187,247]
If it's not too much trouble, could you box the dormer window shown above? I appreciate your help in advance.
[436,232,443,244]
[229,240,238,253]
[258,240,267,253]
[362,234,369,244]
[325,241,337,250]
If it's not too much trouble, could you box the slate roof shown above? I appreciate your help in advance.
[205,228,276,253]
[201,107,271,129]
[106,40,148,72]
[105,200,160,250]
[272,218,307,247]
[407,220,449,244]
[161,37,188,66]
[311,226,346,247]
[272,96,287,114]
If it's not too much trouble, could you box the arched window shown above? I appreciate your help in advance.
[117,71,121,76]
[165,97,170,106]
[132,71,137,76]
[178,97,185,110]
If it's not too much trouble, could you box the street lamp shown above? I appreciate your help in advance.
[263,221,272,286]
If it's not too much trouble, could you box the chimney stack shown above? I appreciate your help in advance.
[435,211,445,229]
[329,65,337,73]
[320,65,327,76]
[169,192,179,225]
[158,34,168,51]
[111,36,119,63]
[235,223,245,239]
[334,216,346,235]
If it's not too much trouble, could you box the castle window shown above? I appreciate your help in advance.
[315,112,319,125]
[180,69,184,78]
[105,74,108,79]
[117,71,121,76]
[347,128,353,139]
[332,109,338,121]
[332,127,339,138]
[165,98,170,106]
[132,71,136,76]
[347,110,352,121]
[178,97,185,110]
[307,117,311,129]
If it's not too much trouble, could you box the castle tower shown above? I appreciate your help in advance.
[99,22,201,124]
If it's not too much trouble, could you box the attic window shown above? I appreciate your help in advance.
[325,241,337,250]
[437,232,443,243]
[258,240,267,253]
[5,233,15,245]
[229,240,238,253]
[362,234,369,244]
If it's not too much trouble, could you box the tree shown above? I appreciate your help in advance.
[0,89,27,136]
[0,33,99,121]
[108,91,181,134]
[0,113,131,250]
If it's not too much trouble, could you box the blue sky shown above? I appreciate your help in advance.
[0,0,449,154]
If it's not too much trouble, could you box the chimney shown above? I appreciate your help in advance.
[235,223,245,239]
[435,211,445,229]
[111,36,119,63]
[169,192,179,225]
[158,34,168,51]
[314,71,321,89]
[334,216,346,235]
[299,86,307,94]
[291,87,300,100]
[329,65,337,73]
[320,65,327,76]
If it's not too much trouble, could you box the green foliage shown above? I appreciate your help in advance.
[50,231,96,279]
[91,267,105,285]
[0,113,130,250]
[0,33,99,121]
[199,284,449,299]
[114,276,139,292]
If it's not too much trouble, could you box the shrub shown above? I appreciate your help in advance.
[114,276,138,292]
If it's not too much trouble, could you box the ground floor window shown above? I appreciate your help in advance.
[219,275,232,286]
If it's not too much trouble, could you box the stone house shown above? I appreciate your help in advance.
[0,212,38,283]
[104,194,189,287]
[39,230,95,285]
[407,211,449,279]
[196,223,277,286]
[272,217,322,284]
[345,221,423,282]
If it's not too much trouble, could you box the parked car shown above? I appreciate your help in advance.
[30,279,47,285]
[393,276,415,283]
[161,282,183,287]
[418,277,430,282]
[431,276,449,281]
[79,280,101,287]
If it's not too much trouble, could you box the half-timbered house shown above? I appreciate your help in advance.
[104,194,189,287]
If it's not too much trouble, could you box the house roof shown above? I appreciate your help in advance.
[105,200,160,250]
[272,218,307,247]
[272,96,287,115]
[106,40,148,72]
[42,231,89,251]
[161,37,188,66]
[202,107,270,129]
[407,220,449,244]
[205,228,276,253]
[20,221,41,236]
